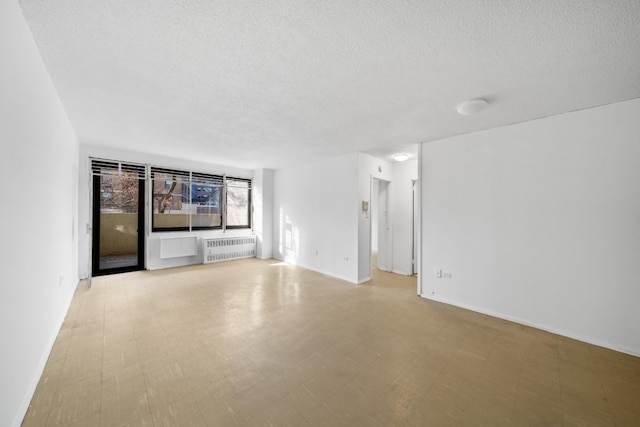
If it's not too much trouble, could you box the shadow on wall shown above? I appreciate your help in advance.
[279,207,299,264]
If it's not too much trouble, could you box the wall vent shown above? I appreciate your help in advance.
[203,236,256,264]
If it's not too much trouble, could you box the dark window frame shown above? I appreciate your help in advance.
[151,167,251,233]
[190,172,224,231]
[225,177,252,230]
[91,160,146,276]
[151,167,193,232]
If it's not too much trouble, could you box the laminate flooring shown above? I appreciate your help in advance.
[22,258,640,426]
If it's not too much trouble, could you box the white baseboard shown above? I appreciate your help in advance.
[14,280,78,427]
[421,293,640,358]
[391,269,412,276]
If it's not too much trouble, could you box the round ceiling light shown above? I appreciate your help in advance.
[457,98,489,115]
[393,153,410,162]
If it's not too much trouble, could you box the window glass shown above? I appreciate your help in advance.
[191,175,223,229]
[152,170,189,231]
[226,178,251,228]
[150,167,251,232]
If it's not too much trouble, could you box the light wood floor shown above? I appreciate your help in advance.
[23,258,640,426]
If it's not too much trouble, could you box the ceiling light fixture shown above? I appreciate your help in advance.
[457,98,489,115]
[393,153,410,162]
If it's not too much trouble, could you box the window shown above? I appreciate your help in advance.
[191,173,223,230]
[151,168,191,231]
[92,161,146,215]
[151,167,251,232]
[226,178,251,228]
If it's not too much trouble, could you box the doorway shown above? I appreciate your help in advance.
[91,161,145,276]
[371,177,391,274]
[412,179,418,275]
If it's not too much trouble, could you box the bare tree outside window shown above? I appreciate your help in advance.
[149,167,250,231]
[100,171,140,214]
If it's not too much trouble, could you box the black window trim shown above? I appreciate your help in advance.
[150,166,251,233]
[225,177,252,230]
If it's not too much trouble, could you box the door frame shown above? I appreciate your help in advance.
[370,177,392,276]
[91,169,145,277]
[412,179,418,275]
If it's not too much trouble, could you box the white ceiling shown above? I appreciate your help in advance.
[19,0,640,169]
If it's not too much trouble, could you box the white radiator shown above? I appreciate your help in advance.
[203,235,257,264]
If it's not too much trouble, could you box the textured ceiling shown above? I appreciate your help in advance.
[19,0,640,169]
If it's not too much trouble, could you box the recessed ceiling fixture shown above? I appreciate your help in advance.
[457,98,489,115]
[393,153,410,162]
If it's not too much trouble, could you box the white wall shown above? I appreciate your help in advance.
[78,144,255,276]
[357,154,393,283]
[420,98,640,356]
[0,2,79,426]
[273,153,359,283]
[391,159,418,276]
[271,152,413,284]
[253,168,274,259]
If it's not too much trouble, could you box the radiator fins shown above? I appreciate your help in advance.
[203,236,256,263]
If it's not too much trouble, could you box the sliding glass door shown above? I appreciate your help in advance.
[92,161,145,276]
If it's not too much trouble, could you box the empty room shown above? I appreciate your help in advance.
[2,1,640,426]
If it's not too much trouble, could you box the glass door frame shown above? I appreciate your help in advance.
[91,170,146,277]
